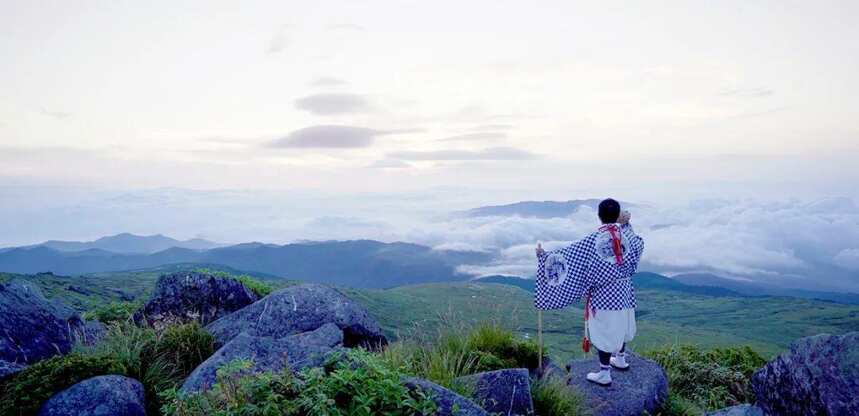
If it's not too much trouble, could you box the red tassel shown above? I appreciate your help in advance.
[583,295,592,353]
[599,224,625,265]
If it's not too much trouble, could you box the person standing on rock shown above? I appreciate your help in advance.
[534,198,644,386]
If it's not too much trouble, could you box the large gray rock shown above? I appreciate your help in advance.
[403,377,489,416]
[706,404,766,416]
[0,360,26,380]
[456,368,534,416]
[37,375,146,416]
[133,272,258,329]
[206,283,387,348]
[752,332,859,416]
[0,280,91,364]
[182,322,344,392]
[566,353,668,416]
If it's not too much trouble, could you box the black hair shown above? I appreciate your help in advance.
[598,198,621,224]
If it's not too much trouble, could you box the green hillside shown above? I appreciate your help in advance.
[345,282,859,362]
[4,267,859,363]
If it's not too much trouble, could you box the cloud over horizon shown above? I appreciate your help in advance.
[270,125,381,148]
[295,93,373,115]
[0,184,856,292]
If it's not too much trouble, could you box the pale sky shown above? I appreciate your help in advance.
[1,0,857,197]
[2,1,859,291]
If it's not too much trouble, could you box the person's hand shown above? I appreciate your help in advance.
[536,243,545,258]
[618,210,631,225]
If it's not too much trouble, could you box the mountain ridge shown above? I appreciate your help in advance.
[457,199,639,219]
[0,240,489,289]
[1,232,223,254]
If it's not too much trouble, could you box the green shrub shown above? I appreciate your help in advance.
[0,353,120,416]
[531,377,588,416]
[85,323,177,415]
[299,349,437,415]
[380,323,544,394]
[82,301,142,324]
[160,359,301,416]
[236,276,274,298]
[161,350,437,416]
[147,323,216,377]
[643,344,766,413]
[194,268,274,298]
[390,329,478,391]
[84,322,217,415]
[466,323,541,371]
[651,393,704,416]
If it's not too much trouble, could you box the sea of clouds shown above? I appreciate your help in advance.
[424,198,859,292]
[1,187,857,292]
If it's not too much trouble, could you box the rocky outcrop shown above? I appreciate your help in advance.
[706,404,765,416]
[37,375,146,416]
[566,353,668,416]
[206,283,387,348]
[752,331,858,416]
[456,368,534,416]
[182,323,344,392]
[403,377,489,416]
[133,272,258,329]
[0,280,91,364]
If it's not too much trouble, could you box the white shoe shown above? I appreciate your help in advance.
[586,369,612,386]
[610,355,629,370]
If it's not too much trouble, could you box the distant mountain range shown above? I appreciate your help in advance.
[4,231,857,303]
[1,233,223,254]
[0,238,489,289]
[672,273,859,305]
[458,199,635,218]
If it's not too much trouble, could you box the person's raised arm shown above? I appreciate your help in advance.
[618,210,645,275]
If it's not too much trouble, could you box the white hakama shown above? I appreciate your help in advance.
[588,308,636,353]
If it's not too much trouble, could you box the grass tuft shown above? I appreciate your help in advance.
[531,377,589,416]
[643,344,766,414]
[193,268,275,298]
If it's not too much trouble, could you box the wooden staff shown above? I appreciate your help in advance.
[537,310,543,371]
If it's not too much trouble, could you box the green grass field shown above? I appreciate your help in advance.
[5,267,859,363]
[345,282,859,362]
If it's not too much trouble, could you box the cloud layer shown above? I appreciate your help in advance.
[1,185,856,292]
[295,93,372,115]
[270,125,380,148]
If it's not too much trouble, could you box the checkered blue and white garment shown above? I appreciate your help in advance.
[535,224,644,311]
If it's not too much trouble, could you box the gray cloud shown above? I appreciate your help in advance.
[295,93,372,115]
[309,77,347,87]
[388,146,538,161]
[719,87,774,98]
[834,248,859,270]
[438,132,507,142]
[270,125,381,148]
